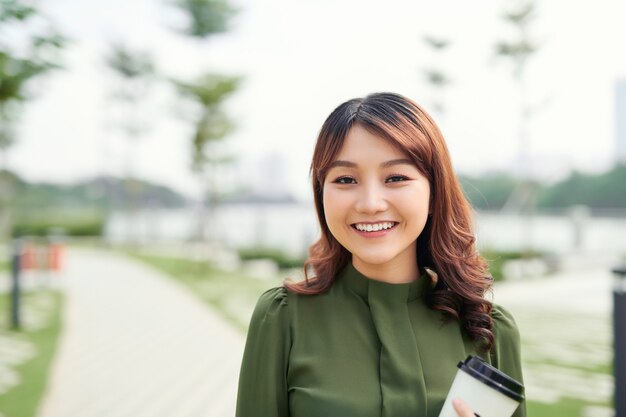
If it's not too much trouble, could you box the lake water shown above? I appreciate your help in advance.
[105,203,626,257]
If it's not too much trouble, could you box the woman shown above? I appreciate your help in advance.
[236,92,526,417]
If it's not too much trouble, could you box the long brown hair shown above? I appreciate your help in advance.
[285,92,495,350]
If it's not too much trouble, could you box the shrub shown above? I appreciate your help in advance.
[238,247,305,270]
[12,216,105,237]
[481,249,546,281]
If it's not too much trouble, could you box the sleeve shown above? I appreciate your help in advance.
[491,304,527,417]
[236,287,291,417]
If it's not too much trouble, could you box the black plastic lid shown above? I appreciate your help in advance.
[457,356,525,402]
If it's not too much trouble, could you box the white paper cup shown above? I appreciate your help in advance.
[438,356,524,417]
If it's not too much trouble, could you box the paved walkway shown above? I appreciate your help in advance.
[37,248,245,417]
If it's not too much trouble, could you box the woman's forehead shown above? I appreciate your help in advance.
[329,124,420,165]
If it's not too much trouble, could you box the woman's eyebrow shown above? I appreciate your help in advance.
[380,158,413,168]
[328,158,413,170]
[327,160,357,169]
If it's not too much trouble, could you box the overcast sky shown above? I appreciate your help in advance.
[8,0,626,200]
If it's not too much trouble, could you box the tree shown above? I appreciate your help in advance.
[421,35,452,116]
[171,0,236,38]
[0,0,65,241]
[104,42,155,243]
[174,74,239,171]
[167,0,241,243]
[175,73,240,241]
[494,0,540,253]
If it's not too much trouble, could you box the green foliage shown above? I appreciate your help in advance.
[537,164,626,208]
[0,49,56,149]
[7,172,188,212]
[481,248,544,281]
[460,163,626,210]
[167,0,241,243]
[0,0,66,150]
[495,40,537,57]
[105,42,155,141]
[421,34,452,114]
[238,247,305,270]
[175,73,240,107]
[172,0,237,38]
[174,73,241,172]
[0,51,47,101]
[526,398,609,417]
[12,214,105,237]
[105,43,154,80]
[501,2,536,25]
[423,36,449,50]
[495,2,538,58]
[494,1,539,78]
[0,0,67,242]
[0,0,36,22]
[423,69,449,87]
[460,173,518,210]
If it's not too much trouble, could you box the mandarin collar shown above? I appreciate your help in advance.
[338,262,431,302]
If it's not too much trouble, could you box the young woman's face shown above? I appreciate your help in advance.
[322,124,431,280]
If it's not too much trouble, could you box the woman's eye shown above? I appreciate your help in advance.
[334,176,356,184]
[386,175,409,183]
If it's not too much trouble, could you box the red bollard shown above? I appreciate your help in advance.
[21,243,36,271]
[47,243,64,272]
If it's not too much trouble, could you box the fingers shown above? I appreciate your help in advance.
[452,398,476,417]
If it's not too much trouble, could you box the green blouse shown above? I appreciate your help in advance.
[236,263,526,417]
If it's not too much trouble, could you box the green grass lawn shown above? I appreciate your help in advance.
[0,289,63,417]
[512,309,613,417]
[527,399,601,417]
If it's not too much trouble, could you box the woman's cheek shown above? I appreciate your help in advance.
[323,188,351,237]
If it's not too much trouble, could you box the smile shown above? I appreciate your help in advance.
[351,222,398,232]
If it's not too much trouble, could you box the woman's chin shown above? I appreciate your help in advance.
[352,253,395,269]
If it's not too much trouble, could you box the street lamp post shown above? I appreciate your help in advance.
[10,238,23,329]
[613,264,626,417]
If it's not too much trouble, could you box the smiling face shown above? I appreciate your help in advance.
[322,124,431,283]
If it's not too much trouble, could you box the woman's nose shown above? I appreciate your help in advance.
[354,183,388,214]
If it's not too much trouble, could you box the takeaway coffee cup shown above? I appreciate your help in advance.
[438,356,524,417]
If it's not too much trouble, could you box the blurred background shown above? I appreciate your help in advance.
[1,0,625,416]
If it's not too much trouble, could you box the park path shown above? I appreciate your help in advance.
[37,248,245,417]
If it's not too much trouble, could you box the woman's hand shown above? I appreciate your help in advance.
[452,398,476,417]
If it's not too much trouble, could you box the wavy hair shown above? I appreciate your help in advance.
[284,92,495,351]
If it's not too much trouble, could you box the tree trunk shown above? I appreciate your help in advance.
[0,151,14,243]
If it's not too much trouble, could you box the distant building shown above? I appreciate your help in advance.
[616,79,626,162]
[232,152,295,202]
[253,153,291,197]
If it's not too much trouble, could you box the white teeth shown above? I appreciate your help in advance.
[354,222,395,232]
